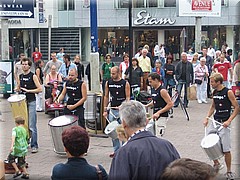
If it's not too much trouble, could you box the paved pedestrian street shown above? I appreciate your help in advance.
[0,95,239,179]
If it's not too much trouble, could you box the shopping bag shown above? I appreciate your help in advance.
[187,85,197,100]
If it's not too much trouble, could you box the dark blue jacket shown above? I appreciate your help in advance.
[109,131,180,180]
[51,157,108,180]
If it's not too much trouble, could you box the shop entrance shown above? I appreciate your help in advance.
[165,29,181,60]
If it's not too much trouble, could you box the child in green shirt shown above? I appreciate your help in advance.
[8,116,29,179]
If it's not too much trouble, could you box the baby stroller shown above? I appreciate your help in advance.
[44,81,64,117]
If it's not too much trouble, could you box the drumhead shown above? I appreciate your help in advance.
[8,94,26,102]
[48,115,78,127]
[104,121,119,135]
[201,134,219,148]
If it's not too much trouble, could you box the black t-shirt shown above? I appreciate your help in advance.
[125,66,143,87]
[180,62,187,80]
[213,87,231,121]
[164,64,175,79]
[66,79,83,108]
[108,79,126,107]
[20,72,37,102]
[151,85,168,117]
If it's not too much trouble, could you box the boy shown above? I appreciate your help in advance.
[8,116,29,179]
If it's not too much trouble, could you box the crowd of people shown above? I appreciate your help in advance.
[5,44,239,179]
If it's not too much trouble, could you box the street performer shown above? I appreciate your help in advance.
[103,66,130,157]
[57,68,87,128]
[146,72,173,136]
[203,72,239,179]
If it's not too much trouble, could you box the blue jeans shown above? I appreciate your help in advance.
[28,101,38,148]
[174,80,189,107]
[108,109,121,152]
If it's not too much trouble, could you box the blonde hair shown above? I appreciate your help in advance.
[116,125,127,139]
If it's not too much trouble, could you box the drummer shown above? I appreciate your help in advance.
[203,73,239,178]
[103,66,130,158]
[16,58,42,153]
[57,68,87,128]
[145,73,173,136]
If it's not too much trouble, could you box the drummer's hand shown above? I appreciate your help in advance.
[103,111,108,118]
[14,87,20,93]
[66,105,75,111]
[20,87,28,92]
[203,118,208,127]
[152,112,160,120]
[223,120,231,128]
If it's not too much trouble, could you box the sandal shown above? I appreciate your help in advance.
[21,173,29,179]
[13,171,22,178]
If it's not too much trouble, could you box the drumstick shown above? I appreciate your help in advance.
[104,106,120,110]
[207,117,230,130]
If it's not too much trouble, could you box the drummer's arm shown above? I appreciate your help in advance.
[30,75,42,93]
[72,82,87,108]
[103,82,110,117]
[145,101,153,108]
[57,84,66,102]
[125,81,130,101]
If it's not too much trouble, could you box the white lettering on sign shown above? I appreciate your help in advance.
[192,0,212,11]
[134,10,175,25]
[0,4,23,8]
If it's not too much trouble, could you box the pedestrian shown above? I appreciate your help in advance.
[163,55,175,97]
[138,48,152,91]
[43,52,62,76]
[58,54,77,82]
[146,73,173,136]
[51,126,108,180]
[203,73,239,179]
[57,68,87,128]
[16,58,42,153]
[108,100,180,179]
[174,52,194,108]
[35,60,44,112]
[213,53,233,88]
[103,66,130,157]
[101,54,115,94]
[7,116,29,179]
[45,64,63,85]
[119,53,129,79]
[73,54,84,80]
[152,60,165,85]
[32,47,42,64]
[161,158,217,180]
[194,57,209,104]
[56,48,65,62]
[153,42,160,63]
[14,53,25,83]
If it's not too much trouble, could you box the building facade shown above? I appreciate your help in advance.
[1,0,240,61]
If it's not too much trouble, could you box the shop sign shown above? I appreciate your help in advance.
[192,0,212,11]
[8,20,21,25]
[134,10,175,26]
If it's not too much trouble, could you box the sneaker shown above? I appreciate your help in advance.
[31,147,38,153]
[213,164,224,172]
[202,100,208,103]
[21,173,29,179]
[13,171,22,178]
[198,100,202,104]
[225,172,235,180]
[169,114,173,118]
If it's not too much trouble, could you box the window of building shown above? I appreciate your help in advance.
[58,0,74,11]
[164,0,176,7]
[115,0,158,8]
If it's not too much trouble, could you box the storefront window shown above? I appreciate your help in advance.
[147,0,158,7]
[133,0,144,8]
[164,0,176,7]
[69,0,75,10]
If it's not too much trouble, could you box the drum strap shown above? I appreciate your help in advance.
[95,164,102,180]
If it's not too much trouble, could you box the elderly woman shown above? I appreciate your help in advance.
[194,57,209,104]
[51,126,108,180]
[45,65,62,85]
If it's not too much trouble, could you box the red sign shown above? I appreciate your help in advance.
[192,0,212,11]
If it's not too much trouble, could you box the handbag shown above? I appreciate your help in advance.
[195,79,202,85]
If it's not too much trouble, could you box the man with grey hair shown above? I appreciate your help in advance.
[109,100,180,180]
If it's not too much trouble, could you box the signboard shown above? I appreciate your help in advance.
[179,0,221,17]
[0,60,14,94]
[0,0,34,18]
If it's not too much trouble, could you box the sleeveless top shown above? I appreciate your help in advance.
[48,73,60,83]
[151,85,168,117]
[35,67,43,84]
[213,87,231,121]
[66,79,83,108]
[20,72,37,102]
[108,79,126,107]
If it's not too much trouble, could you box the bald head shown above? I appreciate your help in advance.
[111,66,121,80]
[68,68,78,81]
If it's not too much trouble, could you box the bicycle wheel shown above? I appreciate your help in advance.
[179,98,190,121]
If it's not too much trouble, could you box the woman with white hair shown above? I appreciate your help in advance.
[194,57,209,104]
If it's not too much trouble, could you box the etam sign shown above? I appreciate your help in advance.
[134,10,176,26]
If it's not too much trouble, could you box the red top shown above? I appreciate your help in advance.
[32,52,42,62]
[213,61,232,81]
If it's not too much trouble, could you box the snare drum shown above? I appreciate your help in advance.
[8,94,28,134]
[104,121,120,139]
[48,115,78,155]
[201,134,224,161]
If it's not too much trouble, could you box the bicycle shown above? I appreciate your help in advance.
[171,89,190,121]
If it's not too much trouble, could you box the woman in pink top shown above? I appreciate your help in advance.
[45,65,62,85]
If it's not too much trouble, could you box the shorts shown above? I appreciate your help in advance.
[7,153,26,167]
[155,117,168,136]
[207,122,231,152]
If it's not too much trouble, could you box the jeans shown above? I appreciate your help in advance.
[108,109,121,152]
[28,101,38,148]
[174,80,189,107]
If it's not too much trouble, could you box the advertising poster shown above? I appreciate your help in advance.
[0,61,14,94]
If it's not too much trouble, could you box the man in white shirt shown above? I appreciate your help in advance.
[207,45,216,59]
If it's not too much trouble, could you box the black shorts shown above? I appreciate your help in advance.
[7,153,26,167]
